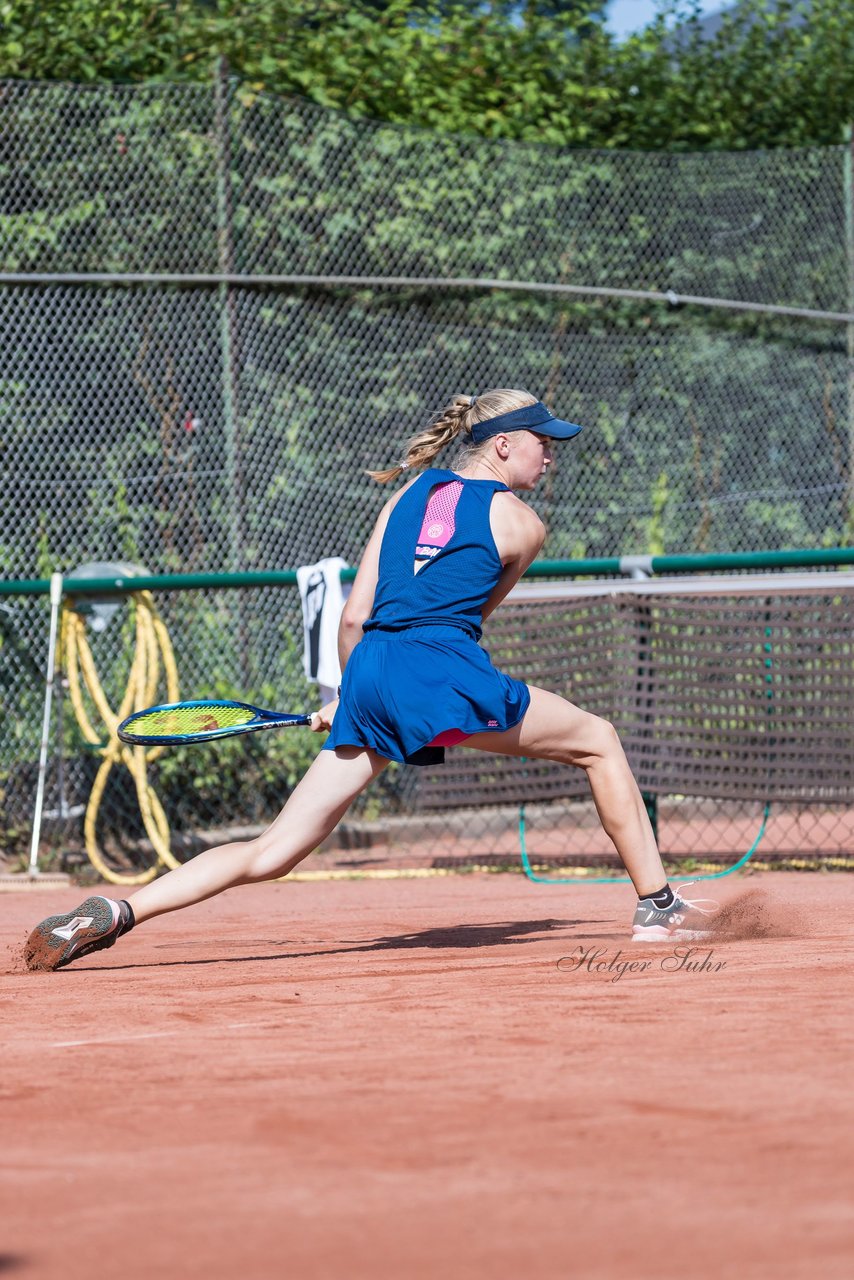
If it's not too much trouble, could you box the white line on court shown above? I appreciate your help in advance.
[49,1021,276,1048]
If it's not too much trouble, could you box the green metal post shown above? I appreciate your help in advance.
[845,124,854,543]
[214,58,252,683]
[636,595,659,843]
[214,57,245,576]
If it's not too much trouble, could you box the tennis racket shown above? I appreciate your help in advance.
[117,699,314,746]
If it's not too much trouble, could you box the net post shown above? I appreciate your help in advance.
[643,792,659,841]
[622,557,659,842]
[28,572,63,878]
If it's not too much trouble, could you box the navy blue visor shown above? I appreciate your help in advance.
[470,401,583,444]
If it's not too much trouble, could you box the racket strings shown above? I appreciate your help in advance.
[127,703,255,738]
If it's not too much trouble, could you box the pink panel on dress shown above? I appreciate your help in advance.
[414,480,464,560]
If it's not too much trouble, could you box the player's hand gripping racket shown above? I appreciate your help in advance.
[117,699,314,746]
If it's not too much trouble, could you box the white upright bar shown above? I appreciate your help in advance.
[28,572,63,878]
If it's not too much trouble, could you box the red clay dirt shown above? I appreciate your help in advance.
[2,871,853,1280]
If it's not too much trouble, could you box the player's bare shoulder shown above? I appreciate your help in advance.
[490,489,546,563]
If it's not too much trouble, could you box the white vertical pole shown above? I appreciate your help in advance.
[28,572,63,878]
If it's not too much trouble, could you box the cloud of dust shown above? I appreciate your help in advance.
[713,888,803,941]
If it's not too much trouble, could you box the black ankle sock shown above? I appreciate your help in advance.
[118,900,136,934]
[638,884,675,909]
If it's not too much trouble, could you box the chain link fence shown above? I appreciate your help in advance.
[1,77,850,306]
[1,74,853,875]
[5,575,854,881]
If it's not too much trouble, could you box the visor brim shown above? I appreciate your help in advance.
[535,419,583,440]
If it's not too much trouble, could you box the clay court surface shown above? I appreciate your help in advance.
[2,871,853,1279]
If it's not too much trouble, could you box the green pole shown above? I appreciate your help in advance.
[844,123,854,542]
[839,120,854,540]
[214,57,252,683]
[214,57,245,576]
[4,547,854,600]
[636,597,658,843]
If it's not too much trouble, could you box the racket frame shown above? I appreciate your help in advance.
[117,698,313,746]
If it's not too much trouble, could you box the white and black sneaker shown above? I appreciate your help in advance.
[631,883,718,943]
[25,895,133,972]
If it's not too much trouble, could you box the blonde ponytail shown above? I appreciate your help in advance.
[367,388,538,484]
[367,394,473,484]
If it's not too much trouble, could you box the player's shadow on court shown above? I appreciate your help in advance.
[75,917,597,970]
[353,918,586,951]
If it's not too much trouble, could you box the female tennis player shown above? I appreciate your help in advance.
[25,387,716,971]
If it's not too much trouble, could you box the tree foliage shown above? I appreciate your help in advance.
[1,0,852,149]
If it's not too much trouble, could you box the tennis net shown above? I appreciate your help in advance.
[373,570,854,876]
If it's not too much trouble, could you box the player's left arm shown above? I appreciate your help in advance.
[338,478,419,670]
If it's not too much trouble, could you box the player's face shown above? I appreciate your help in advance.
[509,430,554,490]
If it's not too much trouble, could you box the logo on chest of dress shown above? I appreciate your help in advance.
[413,480,465,566]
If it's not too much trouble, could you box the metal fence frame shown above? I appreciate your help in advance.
[3,74,854,880]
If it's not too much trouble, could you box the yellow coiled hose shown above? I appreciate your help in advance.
[63,591,180,885]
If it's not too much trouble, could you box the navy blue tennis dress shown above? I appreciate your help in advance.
[323,468,531,766]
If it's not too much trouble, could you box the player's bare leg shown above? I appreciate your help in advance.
[24,747,386,969]
[465,686,718,940]
[129,746,388,922]
[465,685,664,894]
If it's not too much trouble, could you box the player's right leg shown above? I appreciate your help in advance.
[464,685,718,941]
[465,686,666,895]
[24,746,387,971]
